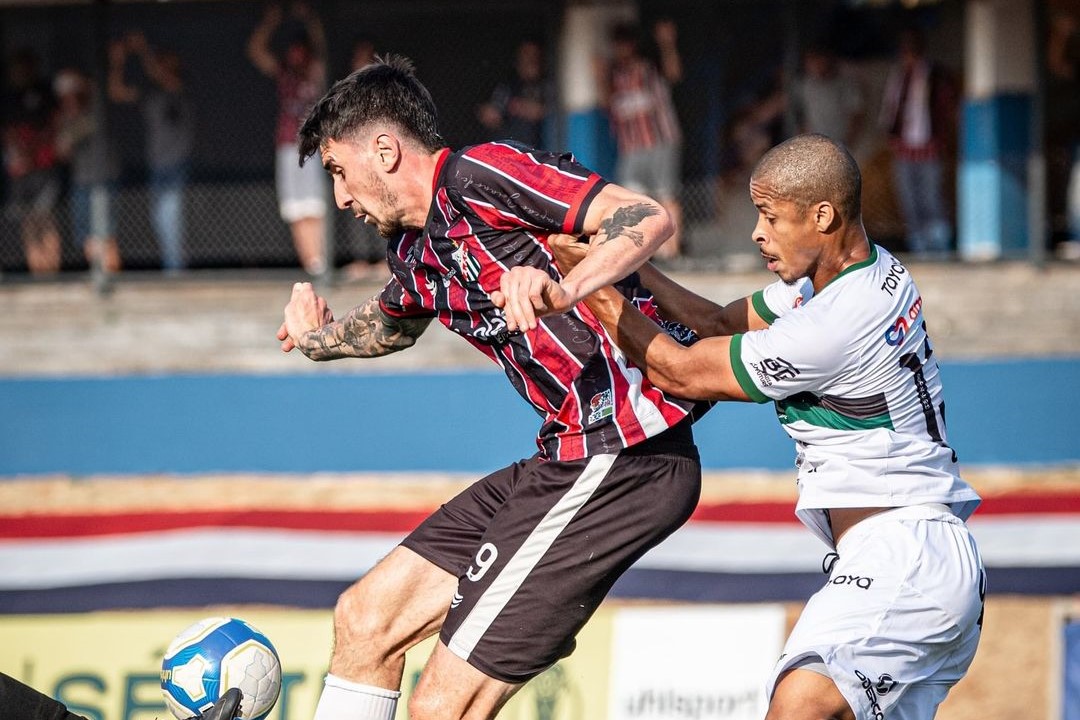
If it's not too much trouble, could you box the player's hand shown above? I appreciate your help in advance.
[491,266,573,333]
[277,281,333,352]
[548,233,588,274]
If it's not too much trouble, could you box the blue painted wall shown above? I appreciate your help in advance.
[1,358,1077,476]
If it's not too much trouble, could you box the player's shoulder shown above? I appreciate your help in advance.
[457,140,535,164]
[823,244,916,305]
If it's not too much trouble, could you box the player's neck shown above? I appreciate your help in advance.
[812,227,871,292]
[400,148,447,228]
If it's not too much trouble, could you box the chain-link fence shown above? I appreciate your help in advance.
[0,0,974,279]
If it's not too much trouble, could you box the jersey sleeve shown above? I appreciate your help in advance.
[750,277,814,324]
[451,143,608,235]
[729,304,848,403]
[378,274,436,319]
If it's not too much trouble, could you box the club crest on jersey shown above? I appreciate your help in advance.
[587,389,614,424]
[451,241,482,283]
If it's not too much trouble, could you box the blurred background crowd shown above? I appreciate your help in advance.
[0,0,1077,281]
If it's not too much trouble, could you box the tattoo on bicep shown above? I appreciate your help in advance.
[596,203,660,247]
[299,296,431,360]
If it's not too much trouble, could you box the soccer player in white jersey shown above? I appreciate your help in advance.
[495,133,985,720]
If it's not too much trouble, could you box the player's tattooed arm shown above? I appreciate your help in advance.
[595,203,661,248]
[296,296,432,360]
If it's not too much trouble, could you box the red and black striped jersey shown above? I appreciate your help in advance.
[379,142,704,461]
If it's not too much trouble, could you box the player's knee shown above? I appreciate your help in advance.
[406,683,458,720]
[332,581,392,654]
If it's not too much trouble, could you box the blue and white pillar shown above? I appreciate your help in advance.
[958,0,1038,259]
[557,2,635,178]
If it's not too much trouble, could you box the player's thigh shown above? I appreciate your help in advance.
[409,640,523,720]
[441,442,700,683]
[335,545,458,651]
[766,667,855,720]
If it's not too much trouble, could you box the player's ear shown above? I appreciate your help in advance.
[814,201,838,233]
[374,133,401,172]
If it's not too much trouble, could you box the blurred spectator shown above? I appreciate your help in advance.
[350,35,377,73]
[879,28,958,259]
[720,70,787,185]
[109,33,195,274]
[340,35,386,282]
[53,66,122,274]
[476,38,550,148]
[247,1,328,277]
[1046,10,1080,260]
[602,19,684,262]
[790,45,864,149]
[1,49,62,275]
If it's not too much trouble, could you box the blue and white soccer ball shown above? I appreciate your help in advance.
[160,616,282,720]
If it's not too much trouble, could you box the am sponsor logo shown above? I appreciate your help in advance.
[883,295,923,346]
[750,356,800,387]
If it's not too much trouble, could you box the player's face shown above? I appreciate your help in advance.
[749,180,822,284]
[321,138,406,238]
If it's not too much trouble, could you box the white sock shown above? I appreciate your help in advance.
[312,673,400,720]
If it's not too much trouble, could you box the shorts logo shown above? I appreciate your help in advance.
[854,669,892,719]
[587,389,614,424]
[450,592,464,609]
[875,674,897,695]
[750,356,800,387]
[828,574,874,590]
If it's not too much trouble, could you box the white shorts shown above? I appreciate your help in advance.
[767,504,985,720]
[276,144,327,223]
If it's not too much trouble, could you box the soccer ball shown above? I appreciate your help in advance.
[160,616,282,720]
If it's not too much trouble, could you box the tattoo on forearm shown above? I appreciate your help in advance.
[597,203,660,247]
[298,296,431,360]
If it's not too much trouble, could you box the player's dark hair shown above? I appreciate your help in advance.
[751,133,862,223]
[297,54,444,166]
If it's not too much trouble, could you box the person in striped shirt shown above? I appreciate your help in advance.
[277,54,706,720]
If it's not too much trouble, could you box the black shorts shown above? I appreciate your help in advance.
[401,420,701,683]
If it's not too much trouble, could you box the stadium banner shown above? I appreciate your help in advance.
[2,488,1079,613]
[607,605,785,720]
[0,606,622,720]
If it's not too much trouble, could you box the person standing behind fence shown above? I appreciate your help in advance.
[1,49,62,275]
[791,45,865,150]
[879,28,958,260]
[53,66,121,274]
[476,38,550,148]
[1046,10,1080,260]
[248,1,328,277]
[601,19,684,263]
[108,33,194,274]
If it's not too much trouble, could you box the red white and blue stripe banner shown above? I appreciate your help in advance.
[2,478,1077,612]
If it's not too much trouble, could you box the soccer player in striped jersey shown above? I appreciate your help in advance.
[277,55,706,720]
[505,134,984,720]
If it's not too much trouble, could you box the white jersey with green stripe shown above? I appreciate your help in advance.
[729,244,980,547]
